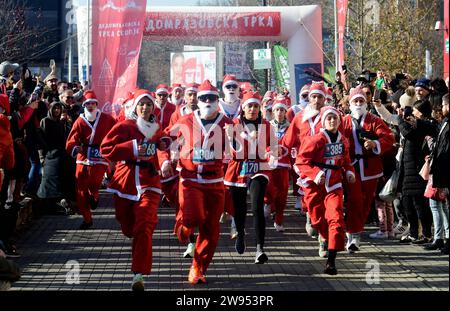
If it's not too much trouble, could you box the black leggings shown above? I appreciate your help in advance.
[402,194,432,239]
[230,176,268,247]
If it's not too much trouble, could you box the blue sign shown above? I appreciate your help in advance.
[294,63,323,101]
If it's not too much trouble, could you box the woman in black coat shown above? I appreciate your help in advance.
[398,100,437,244]
[37,102,70,211]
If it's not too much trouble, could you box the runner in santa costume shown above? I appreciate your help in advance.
[342,86,395,252]
[297,106,355,274]
[165,82,200,259]
[154,84,177,130]
[286,83,310,123]
[169,83,185,106]
[224,90,278,264]
[65,90,116,229]
[174,80,232,284]
[282,81,330,237]
[100,89,172,291]
[218,74,242,238]
[263,95,291,232]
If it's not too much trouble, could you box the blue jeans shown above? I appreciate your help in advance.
[23,158,41,195]
[429,199,449,240]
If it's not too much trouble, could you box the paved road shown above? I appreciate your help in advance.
[10,191,449,292]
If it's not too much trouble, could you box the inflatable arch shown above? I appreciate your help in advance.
[143,6,323,104]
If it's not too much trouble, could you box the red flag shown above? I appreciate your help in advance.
[92,0,147,117]
[337,0,348,71]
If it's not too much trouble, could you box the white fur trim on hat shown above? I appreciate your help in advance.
[156,88,169,94]
[309,89,325,98]
[350,94,366,104]
[82,98,98,107]
[242,98,261,109]
[185,86,198,93]
[223,79,239,87]
[272,102,288,111]
[321,108,340,127]
[197,90,219,97]
[132,93,155,113]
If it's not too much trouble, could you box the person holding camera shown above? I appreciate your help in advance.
[342,86,395,253]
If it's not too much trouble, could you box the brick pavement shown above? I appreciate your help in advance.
[9,191,449,291]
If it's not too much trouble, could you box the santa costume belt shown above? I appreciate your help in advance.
[124,160,159,176]
[183,169,218,177]
[310,161,340,170]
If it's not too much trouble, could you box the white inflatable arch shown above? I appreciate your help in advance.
[144,6,323,104]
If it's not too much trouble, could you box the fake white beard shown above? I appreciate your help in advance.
[350,103,367,119]
[84,108,98,122]
[171,94,182,105]
[136,116,159,139]
[197,100,219,119]
[223,89,239,103]
[298,99,309,109]
[302,105,320,123]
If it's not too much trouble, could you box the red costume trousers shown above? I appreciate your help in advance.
[179,179,224,273]
[75,164,107,223]
[303,185,345,251]
[345,174,378,233]
[114,191,159,275]
[264,168,289,225]
[161,176,179,210]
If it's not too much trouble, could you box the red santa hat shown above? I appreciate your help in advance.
[299,83,311,97]
[155,84,169,95]
[263,91,275,100]
[0,94,10,115]
[185,83,199,93]
[82,90,99,107]
[170,83,183,93]
[320,106,341,127]
[197,80,219,97]
[308,81,326,98]
[241,91,262,109]
[326,87,334,101]
[222,74,239,87]
[130,88,155,113]
[349,86,367,104]
[272,94,290,111]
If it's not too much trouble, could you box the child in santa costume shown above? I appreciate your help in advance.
[100,89,172,291]
[165,83,200,259]
[342,86,395,252]
[263,95,291,232]
[224,90,278,264]
[297,106,356,275]
[282,81,330,237]
[174,80,233,284]
[66,90,116,229]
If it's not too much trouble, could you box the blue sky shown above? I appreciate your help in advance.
[74,0,200,6]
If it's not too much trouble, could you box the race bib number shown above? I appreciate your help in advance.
[89,147,104,160]
[141,142,157,157]
[239,161,259,176]
[193,147,215,164]
[324,142,344,158]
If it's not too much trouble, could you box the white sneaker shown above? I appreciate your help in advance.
[274,222,285,232]
[183,243,195,258]
[264,204,271,219]
[369,230,388,239]
[394,223,410,237]
[318,236,328,258]
[352,233,361,249]
[305,213,317,238]
[230,226,238,240]
[295,197,301,210]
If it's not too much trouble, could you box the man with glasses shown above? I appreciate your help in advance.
[60,89,81,124]
[66,90,117,229]
[154,84,176,130]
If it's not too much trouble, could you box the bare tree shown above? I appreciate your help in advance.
[0,0,52,63]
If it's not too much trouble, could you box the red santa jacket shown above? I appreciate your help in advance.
[175,110,232,184]
[297,129,355,193]
[0,115,15,176]
[66,111,116,166]
[269,119,291,169]
[224,118,276,187]
[155,102,176,131]
[286,105,302,123]
[164,104,194,137]
[100,119,170,201]
[342,112,395,181]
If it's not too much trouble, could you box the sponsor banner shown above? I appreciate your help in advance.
[144,12,281,38]
[91,0,147,117]
[336,0,348,71]
[273,45,290,90]
[76,6,90,82]
[170,51,217,86]
[294,63,322,100]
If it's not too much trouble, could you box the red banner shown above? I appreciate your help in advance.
[337,0,348,71]
[92,0,147,117]
[144,12,281,38]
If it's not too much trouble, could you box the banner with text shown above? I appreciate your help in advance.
[336,0,348,71]
[92,0,147,117]
[170,50,217,86]
[144,12,281,38]
[273,45,290,91]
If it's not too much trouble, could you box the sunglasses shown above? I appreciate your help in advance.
[301,94,309,99]
[198,94,219,102]
[157,93,168,98]
[65,96,74,100]
[225,84,238,89]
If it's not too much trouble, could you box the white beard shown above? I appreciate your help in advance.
[171,94,182,105]
[302,105,320,123]
[198,100,219,119]
[350,103,367,119]
[136,116,159,139]
[84,108,98,122]
[298,99,309,109]
[223,89,239,103]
